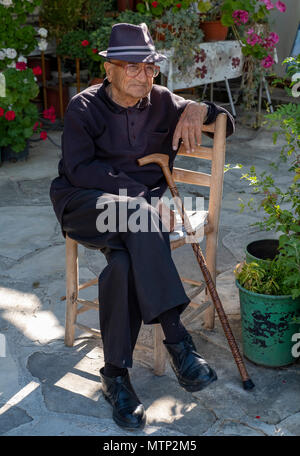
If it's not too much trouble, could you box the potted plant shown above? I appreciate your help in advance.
[234,55,300,367]
[234,258,300,367]
[198,0,228,42]
[154,7,204,83]
[0,0,54,162]
[0,67,55,162]
[220,0,287,117]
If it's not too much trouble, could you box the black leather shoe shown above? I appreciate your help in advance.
[163,336,217,392]
[99,367,146,430]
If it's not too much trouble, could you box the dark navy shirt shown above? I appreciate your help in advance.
[49,78,235,238]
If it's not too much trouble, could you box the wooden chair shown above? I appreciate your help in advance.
[61,113,227,375]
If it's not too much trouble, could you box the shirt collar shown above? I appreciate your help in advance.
[98,78,151,113]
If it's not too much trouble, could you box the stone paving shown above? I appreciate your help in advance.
[0,111,300,436]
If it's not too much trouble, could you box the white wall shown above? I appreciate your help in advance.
[270,0,300,76]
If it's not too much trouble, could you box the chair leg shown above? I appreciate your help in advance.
[65,236,79,347]
[154,324,167,376]
[202,230,217,330]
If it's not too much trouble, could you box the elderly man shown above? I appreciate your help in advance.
[50,22,234,430]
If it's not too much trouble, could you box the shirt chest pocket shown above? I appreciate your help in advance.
[146,129,170,155]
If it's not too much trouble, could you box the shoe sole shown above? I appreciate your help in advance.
[103,392,146,430]
[178,371,218,392]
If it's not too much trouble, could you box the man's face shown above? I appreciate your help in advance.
[104,59,156,102]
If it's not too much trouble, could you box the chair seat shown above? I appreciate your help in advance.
[169,210,208,243]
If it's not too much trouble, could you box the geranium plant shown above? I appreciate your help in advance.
[0,67,55,153]
[221,0,286,68]
[56,30,105,80]
[0,0,55,156]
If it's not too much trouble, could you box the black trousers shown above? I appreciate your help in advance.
[62,189,190,368]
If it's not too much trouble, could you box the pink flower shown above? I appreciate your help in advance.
[269,32,279,44]
[0,107,4,117]
[5,110,15,121]
[232,10,249,26]
[151,1,158,7]
[81,40,89,47]
[261,55,274,68]
[275,1,286,12]
[247,33,261,46]
[40,131,47,140]
[32,66,42,76]
[176,3,181,7]
[16,62,27,71]
[261,0,274,9]
[92,48,98,54]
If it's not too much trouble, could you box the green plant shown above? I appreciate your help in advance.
[137,0,195,17]
[198,0,223,20]
[0,68,40,153]
[56,30,92,61]
[234,254,300,298]
[220,1,286,115]
[0,0,42,71]
[39,0,86,41]
[237,57,300,298]
[0,0,54,155]
[155,8,204,83]
[82,0,115,30]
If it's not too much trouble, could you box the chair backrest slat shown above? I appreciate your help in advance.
[177,145,212,160]
[172,168,211,187]
[172,113,227,190]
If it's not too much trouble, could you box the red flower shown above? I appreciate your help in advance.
[92,48,98,54]
[0,107,4,117]
[33,121,40,131]
[16,62,27,71]
[43,106,56,123]
[176,3,182,7]
[151,1,158,7]
[81,40,90,47]
[5,110,15,121]
[32,66,42,76]
[40,131,47,140]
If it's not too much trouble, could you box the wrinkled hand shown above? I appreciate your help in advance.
[157,200,176,232]
[172,102,208,153]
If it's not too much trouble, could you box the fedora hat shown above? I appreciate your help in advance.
[98,22,167,63]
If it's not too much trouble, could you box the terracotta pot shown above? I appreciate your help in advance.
[199,21,228,42]
[88,77,104,87]
[117,0,134,11]
[27,56,51,82]
[46,85,69,119]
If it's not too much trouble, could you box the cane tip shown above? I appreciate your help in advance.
[243,379,255,390]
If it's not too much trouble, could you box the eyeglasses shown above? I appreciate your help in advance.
[108,61,160,78]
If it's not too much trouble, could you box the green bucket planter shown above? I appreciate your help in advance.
[245,239,279,264]
[236,279,300,367]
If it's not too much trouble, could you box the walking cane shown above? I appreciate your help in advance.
[137,152,255,391]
